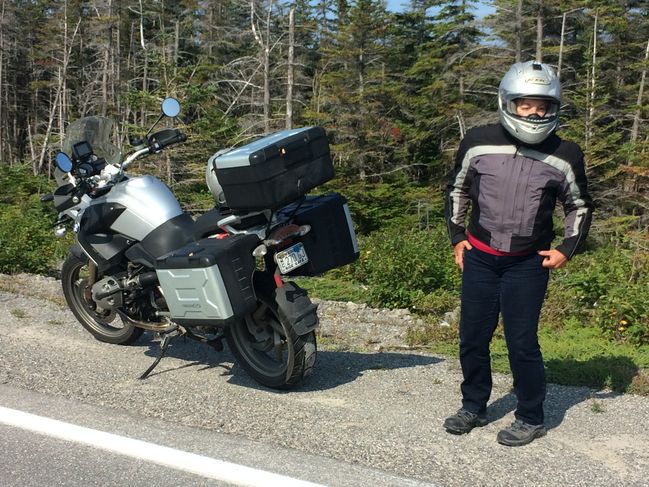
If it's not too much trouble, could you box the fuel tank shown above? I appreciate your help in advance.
[94,175,184,241]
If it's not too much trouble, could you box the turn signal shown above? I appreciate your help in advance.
[252,244,268,257]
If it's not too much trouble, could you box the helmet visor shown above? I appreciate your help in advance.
[505,97,560,123]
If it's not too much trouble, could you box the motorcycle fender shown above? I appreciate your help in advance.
[274,282,319,336]
[70,243,89,263]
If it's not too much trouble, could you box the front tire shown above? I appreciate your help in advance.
[226,292,316,389]
[61,253,143,345]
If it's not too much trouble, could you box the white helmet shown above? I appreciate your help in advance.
[206,150,228,205]
[498,61,561,145]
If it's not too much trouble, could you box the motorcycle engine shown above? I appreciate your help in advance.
[91,276,124,312]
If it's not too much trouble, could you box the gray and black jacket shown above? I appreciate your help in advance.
[445,123,593,258]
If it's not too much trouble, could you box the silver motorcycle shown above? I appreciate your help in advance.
[43,98,358,389]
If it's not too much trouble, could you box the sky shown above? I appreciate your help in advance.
[385,0,496,18]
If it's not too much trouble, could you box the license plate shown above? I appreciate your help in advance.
[275,243,309,274]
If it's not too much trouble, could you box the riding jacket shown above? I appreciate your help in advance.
[445,123,593,258]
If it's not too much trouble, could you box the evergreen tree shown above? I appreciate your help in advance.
[402,0,485,178]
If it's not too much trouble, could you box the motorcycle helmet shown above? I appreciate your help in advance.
[206,150,229,205]
[498,61,561,145]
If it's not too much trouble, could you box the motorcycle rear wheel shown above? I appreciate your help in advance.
[226,293,316,389]
[61,253,144,345]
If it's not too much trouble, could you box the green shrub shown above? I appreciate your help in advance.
[0,165,69,274]
[551,243,649,346]
[349,225,459,309]
[325,178,442,235]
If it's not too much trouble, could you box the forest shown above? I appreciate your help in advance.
[1,0,648,390]
[0,0,646,184]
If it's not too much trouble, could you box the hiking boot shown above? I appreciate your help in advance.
[443,408,488,435]
[497,419,547,447]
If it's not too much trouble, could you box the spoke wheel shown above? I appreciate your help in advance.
[61,253,143,345]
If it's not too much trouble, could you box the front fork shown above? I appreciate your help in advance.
[83,260,98,304]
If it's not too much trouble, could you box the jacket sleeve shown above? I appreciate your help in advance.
[444,135,474,246]
[555,150,593,259]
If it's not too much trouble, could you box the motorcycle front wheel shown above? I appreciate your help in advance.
[226,293,316,389]
[61,253,143,345]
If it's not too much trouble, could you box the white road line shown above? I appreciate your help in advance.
[0,406,324,487]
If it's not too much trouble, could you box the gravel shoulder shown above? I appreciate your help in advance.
[1,273,649,486]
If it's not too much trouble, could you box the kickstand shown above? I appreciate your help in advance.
[139,328,181,380]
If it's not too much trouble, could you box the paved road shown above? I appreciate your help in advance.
[1,287,648,486]
[0,386,429,486]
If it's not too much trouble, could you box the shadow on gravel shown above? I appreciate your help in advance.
[228,350,444,392]
[139,336,443,392]
[138,336,236,379]
[302,350,444,391]
[485,356,637,430]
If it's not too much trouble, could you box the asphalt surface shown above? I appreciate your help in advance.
[1,285,649,486]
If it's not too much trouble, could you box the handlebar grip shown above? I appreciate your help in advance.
[40,194,54,203]
[154,131,187,151]
[167,132,188,146]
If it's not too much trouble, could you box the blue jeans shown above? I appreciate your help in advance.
[459,248,549,425]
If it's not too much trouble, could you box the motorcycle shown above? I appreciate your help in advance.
[42,98,359,389]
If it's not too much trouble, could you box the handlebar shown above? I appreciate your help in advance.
[159,131,187,148]
[148,129,187,152]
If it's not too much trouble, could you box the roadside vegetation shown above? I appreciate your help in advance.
[4,165,647,395]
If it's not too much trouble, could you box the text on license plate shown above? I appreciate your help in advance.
[275,243,309,274]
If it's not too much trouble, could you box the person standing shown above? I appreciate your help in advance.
[443,61,593,446]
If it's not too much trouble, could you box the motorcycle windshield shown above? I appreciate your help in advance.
[63,116,121,164]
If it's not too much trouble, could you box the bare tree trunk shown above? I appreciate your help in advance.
[37,18,81,173]
[59,0,69,146]
[102,45,110,115]
[456,112,466,139]
[38,71,62,174]
[250,0,273,133]
[358,50,364,94]
[630,37,649,148]
[286,7,295,129]
[207,3,214,59]
[558,10,567,80]
[27,120,35,162]
[165,153,172,185]
[174,20,179,79]
[515,0,522,63]
[535,1,543,62]
[139,0,147,126]
[115,2,121,128]
[585,10,598,150]
[0,0,5,163]
[0,0,6,162]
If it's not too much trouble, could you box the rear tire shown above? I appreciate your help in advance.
[226,291,316,389]
[61,253,143,345]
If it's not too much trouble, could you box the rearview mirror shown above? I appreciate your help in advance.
[161,98,181,118]
[55,152,73,173]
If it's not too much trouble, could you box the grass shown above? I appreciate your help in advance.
[302,275,649,396]
[295,275,367,303]
[506,323,648,395]
[10,308,28,318]
[414,321,649,396]
[590,399,606,414]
